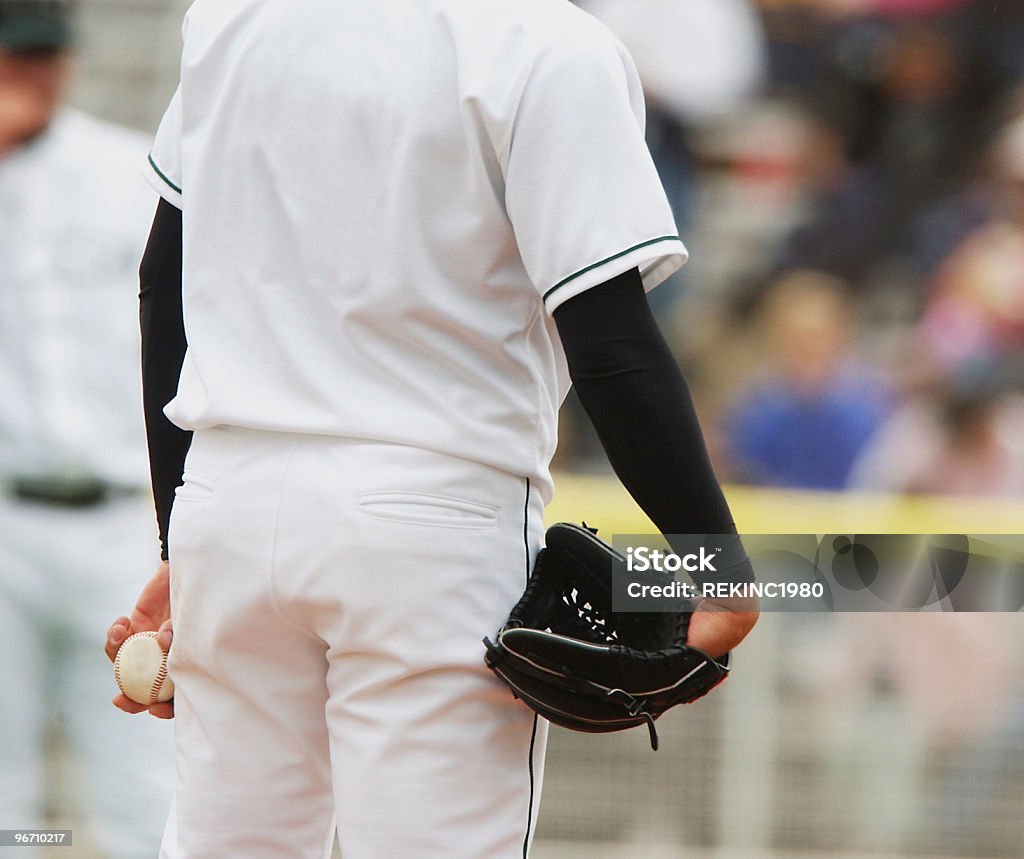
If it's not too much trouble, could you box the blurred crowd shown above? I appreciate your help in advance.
[568,0,1024,499]
[559,14,1024,852]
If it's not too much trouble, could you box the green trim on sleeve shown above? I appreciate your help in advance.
[542,235,682,302]
[148,153,182,195]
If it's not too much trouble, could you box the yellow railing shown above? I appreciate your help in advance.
[546,472,1024,534]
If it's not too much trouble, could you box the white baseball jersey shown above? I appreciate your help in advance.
[0,108,154,485]
[146,0,686,500]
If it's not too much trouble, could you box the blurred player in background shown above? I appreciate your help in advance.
[0,1,172,854]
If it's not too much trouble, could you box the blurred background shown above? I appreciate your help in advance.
[4,0,1024,856]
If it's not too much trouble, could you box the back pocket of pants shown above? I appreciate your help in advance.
[357,491,498,529]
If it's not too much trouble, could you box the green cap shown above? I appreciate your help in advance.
[0,1,74,52]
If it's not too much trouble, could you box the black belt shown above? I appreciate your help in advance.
[7,474,144,509]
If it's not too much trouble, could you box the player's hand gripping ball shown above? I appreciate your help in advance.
[113,632,174,705]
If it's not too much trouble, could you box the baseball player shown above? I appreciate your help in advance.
[106,2,758,857]
[0,1,173,854]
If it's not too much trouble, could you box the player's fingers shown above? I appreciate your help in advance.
[156,619,173,653]
[104,618,132,663]
[148,701,174,720]
[686,603,759,660]
[112,692,149,715]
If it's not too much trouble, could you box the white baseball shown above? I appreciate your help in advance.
[114,632,174,705]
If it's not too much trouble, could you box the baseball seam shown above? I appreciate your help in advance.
[151,650,169,705]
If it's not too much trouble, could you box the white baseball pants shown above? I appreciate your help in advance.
[0,491,173,858]
[160,428,548,858]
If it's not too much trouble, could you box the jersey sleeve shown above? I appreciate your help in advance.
[502,26,688,314]
[145,84,183,209]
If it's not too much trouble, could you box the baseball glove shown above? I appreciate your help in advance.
[484,522,729,750]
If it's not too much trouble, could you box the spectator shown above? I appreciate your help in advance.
[724,270,889,489]
[919,114,1024,371]
[849,367,1024,497]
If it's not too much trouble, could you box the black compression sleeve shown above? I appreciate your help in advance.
[553,268,752,584]
[139,199,192,561]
